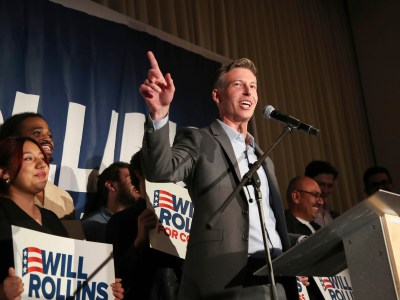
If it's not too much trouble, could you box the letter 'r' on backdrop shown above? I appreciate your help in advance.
[0,0,223,218]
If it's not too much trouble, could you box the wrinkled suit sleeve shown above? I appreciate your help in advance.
[141,116,199,184]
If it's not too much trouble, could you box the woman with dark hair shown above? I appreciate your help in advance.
[0,137,124,299]
[0,136,66,299]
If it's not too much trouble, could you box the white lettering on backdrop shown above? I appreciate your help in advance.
[0,91,177,192]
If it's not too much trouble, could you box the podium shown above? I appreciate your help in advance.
[255,190,400,299]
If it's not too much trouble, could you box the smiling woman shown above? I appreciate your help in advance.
[0,137,69,299]
[0,137,50,196]
[0,137,125,299]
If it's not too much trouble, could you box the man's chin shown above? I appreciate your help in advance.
[45,154,53,163]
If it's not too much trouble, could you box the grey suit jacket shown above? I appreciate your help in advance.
[141,118,291,299]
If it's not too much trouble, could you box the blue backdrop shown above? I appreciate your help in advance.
[0,0,221,217]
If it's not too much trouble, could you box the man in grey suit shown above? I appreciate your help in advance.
[139,51,297,299]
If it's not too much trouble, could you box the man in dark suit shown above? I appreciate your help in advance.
[139,51,298,299]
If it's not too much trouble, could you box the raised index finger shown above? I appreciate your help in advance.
[147,51,160,70]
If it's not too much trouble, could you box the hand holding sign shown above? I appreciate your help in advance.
[1,267,24,300]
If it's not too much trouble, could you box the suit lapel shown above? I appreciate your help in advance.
[310,221,321,231]
[209,120,242,182]
[209,121,249,208]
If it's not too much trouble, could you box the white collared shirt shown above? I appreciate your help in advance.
[296,217,317,234]
[217,120,282,253]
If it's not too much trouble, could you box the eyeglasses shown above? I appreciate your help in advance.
[296,190,322,199]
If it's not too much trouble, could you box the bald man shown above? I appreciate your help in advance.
[285,176,324,300]
[285,176,323,235]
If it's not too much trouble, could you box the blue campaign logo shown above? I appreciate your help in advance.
[21,247,109,299]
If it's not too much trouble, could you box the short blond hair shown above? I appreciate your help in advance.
[214,58,257,89]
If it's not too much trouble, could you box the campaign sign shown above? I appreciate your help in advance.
[146,181,193,259]
[12,226,115,299]
[297,277,310,300]
[315,269,353,299]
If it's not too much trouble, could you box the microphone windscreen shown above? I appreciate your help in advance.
[263,105,275,119]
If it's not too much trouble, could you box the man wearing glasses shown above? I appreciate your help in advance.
[285,176,324,299]
[304,160,340,227]
[285,176,323,236]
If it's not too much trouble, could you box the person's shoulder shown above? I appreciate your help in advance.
[110,207,131,220]
[45,181,73,201]
[0,200,12,238]
[284,209,295,220]
[330,210,340,218]
[0,196,10,207]
[176,126,201,136]
[110,201,146,227]
[175,122,219,146]
[82,210,106,223]
[112,199,147,220]
[0,197,18,213]
[177,120,218,135]
[0,197,10,217]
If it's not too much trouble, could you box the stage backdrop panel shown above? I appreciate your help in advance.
[0,0,221,218]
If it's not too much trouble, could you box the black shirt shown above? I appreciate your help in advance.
[0,197,68,282]
[106,198,183,299]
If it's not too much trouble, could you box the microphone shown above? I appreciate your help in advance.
[263,105,320,136]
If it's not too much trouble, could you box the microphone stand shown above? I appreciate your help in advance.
[207,125,293,300]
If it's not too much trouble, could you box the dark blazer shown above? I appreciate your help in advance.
[284,209,324,300]
[106,199,182,300]
[330,210,340,219]
[284,209,321,236]
[141,119,293,299]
